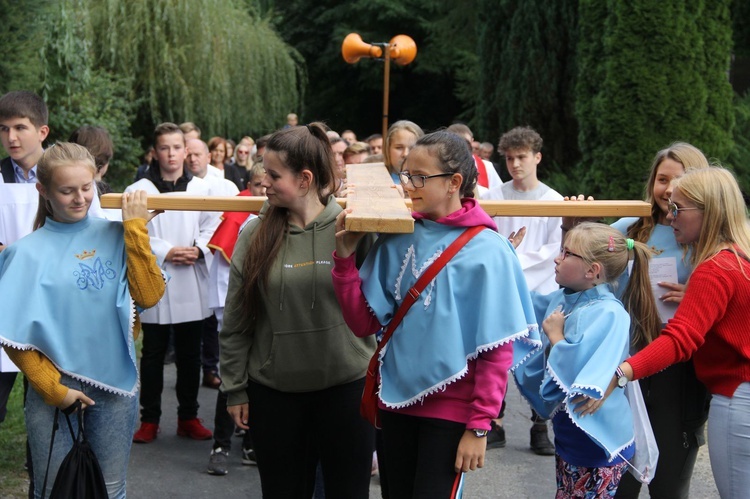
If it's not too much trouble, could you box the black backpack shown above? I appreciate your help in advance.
[42,400,108,499]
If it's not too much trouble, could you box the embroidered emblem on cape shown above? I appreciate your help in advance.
[395,245,441,308]
[74,257,117,290]
[75,249,96,260]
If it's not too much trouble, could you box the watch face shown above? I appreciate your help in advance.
[617,376,628,387]
[473,429,489,437]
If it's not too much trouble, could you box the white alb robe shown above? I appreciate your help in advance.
[482,181,562,294]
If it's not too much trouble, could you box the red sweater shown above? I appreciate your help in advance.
[628,250,750,397]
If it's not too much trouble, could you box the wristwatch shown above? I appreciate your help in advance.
[471,429,489,438]
[615,367,628,388]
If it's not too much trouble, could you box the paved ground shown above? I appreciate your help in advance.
[127,364,719,498]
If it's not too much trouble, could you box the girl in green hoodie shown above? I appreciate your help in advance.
[220,122,375,499]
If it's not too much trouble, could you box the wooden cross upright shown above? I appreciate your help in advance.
[101,163,650,232]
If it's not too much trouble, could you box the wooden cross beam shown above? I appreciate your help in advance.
[102,163,650,233]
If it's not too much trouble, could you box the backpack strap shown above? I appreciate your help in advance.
[41,400,82,499]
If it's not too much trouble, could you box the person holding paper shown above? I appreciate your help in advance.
[580,167,750,499]
[568,142,711,499]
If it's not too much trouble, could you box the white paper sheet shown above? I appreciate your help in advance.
[629,256,680,323]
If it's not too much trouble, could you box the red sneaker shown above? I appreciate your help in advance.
[177,418,213,440]
[133,422,159,443]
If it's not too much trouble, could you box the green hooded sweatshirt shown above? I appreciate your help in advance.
[220,196,375,405]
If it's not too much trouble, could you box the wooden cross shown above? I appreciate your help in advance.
[102,163,650,233]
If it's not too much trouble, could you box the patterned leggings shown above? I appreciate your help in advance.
[555,455,628,498]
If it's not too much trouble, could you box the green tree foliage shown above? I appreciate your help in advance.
[88,0,303,140]
[576,0,735,199]
[726,92,750,197]
[729,0,750,197]
[40,0,151,191]
[0,0,49,94]
[270,0,467,136]
[475,0,579,178]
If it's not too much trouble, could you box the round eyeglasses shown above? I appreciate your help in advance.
[667,200,699,220]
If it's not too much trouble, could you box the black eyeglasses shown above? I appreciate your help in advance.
[399,171,454,189]
[559,247,584,261]
[667,200,699,220]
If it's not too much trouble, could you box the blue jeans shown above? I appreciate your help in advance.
[708,382,750,499]
[25,373,138,499]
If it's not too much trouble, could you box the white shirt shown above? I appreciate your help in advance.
[482,180,562,293]
[125,176,220,324]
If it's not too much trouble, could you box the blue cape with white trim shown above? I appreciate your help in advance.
[0,216,138,397]
[514,284,634,460]
[360,219,540,408]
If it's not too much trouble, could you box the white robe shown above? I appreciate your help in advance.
[476,159,503,198]
[125,176,220,324]
[482,181,562,294]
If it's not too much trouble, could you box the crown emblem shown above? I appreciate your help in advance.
[75,249,96,260]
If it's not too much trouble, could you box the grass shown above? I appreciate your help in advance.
[0,374,30,498]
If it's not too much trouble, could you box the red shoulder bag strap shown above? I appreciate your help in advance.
[370,225,486,361]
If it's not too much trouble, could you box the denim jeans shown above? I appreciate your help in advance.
[708,382,750,499]
[25,374,138,499]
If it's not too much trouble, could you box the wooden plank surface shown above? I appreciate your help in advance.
[102,190,651,231]
[343,163,414,233]
[473,200,651,217]
[101,194,650,218]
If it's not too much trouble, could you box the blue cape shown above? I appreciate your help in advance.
[0,216,138,396]
[514,284,634,460]
[360,219,540,407]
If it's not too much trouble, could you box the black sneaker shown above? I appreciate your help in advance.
[487,421,506,449]
[241,447,257,466]
[207,447,229,475]
[530,422,555,455]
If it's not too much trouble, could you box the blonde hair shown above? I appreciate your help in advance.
[248,160,265,180]
[672,167,750,270]
[383,120,424,174]
[567,223,660,349]
[34,143,97,230]
[627,142,709,243]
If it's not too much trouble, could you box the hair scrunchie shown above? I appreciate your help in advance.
[626,238,635,250]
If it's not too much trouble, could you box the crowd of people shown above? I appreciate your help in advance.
[0,88,748,499]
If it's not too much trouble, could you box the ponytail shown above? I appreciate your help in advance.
[567,223,660,350]
[622,241,661,350]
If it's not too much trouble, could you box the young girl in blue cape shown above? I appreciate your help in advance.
[0,143,165,499]
[333,130,539,498]
[514,222,657,498]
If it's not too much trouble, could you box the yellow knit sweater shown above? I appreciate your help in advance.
[4,218,165,406]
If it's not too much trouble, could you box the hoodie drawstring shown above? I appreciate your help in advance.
[311,223,317,310]
[279,226,290,311]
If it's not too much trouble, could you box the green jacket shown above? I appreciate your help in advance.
[220,196,375,405]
